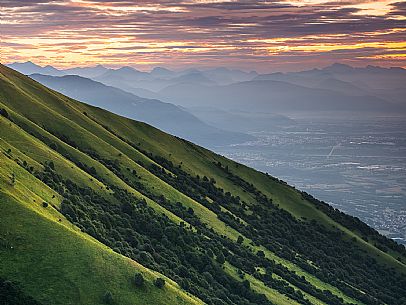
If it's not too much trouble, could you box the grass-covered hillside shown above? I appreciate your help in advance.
[0,63,405,305]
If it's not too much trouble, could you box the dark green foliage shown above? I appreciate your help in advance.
[9,173,15,186]
[48,161,55,170]
[0,278,42,305]
[180,278,190,290]
[49,142,58,151]
[216,252,225,265]
[154,278,165,289]
[301,191,406,257]
[146,155,406,305]
[133,273,144,287]
[237,236,244,244]
[103,291,113,304]
[42,201,48,208]
[37,165,272,305]
[0,108,9,119]
[27,126,406,305]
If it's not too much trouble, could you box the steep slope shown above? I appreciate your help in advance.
[1,64,406,305]
[0,127,201,305]
[29,73,253,146]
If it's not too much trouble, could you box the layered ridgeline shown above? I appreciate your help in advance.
[0,64,405,305]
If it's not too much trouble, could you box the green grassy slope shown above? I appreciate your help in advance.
[0,145,201,305]
[1,64,405,305]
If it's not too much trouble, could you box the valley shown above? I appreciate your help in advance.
[215,115,406,245]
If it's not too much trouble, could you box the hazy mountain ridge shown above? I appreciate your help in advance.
[8,60,405,141]
[159,79,397,113]
[29,73,254,146]
[184,106,296,133]
[253,63,406,104]
[7,61,257,88]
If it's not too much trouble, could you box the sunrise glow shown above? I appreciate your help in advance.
[1,0,406,71]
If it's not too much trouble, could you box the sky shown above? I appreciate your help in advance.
[1,0,406,72]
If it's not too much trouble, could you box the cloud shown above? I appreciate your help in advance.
[1,0,405,71]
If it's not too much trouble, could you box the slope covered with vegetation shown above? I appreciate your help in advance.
[0,64,405,305]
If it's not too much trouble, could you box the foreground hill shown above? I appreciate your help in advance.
[1,64,406,305]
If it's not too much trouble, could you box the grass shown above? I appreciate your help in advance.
[0,148,202,305]
[224,262,300,305]
[0,194,202,305]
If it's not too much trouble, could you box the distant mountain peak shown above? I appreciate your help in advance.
[151,66,172,73]
[150,66,174,78]
[117,66,139,72]
[324,63,354,73]
[7,61,64,76]
[10,60,40,67]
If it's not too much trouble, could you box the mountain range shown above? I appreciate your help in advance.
[29,73,254,146]
[1,64,406,305]
[159,80,397,113]
[8,61,405,119]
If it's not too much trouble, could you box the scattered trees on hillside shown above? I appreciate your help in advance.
[0,278,42,305]
[154,278,165,289]
[133,273,144,287]
[9,173,15,186]
[24,133,406,305]
[0,108,9,119]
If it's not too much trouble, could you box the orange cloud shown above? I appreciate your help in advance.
[1,0,405,71]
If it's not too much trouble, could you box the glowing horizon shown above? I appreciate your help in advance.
[1,0,405,72]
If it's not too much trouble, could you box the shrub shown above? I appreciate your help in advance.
[0,108,9,119]
[134,273,144,287]
[237,235,244,244]
[216,252,225,264]
[103,291,113,304]
[42,202,48,208]
[48,161,55,170]
[180,278,190,290]
[154,277,165,289]
[49,143,58,151]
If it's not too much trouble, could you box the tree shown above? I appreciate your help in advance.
[49,142,58,151]
[257,250,265,258]
[134,273,144,287]
[103,291,113,304]
[180,278,190,290]
[216,252,225,265]
[42,202,49,208]
[0,108,9,119]
[154,277,165,289]
[237,235,244,244]
[9,173,15,186]
[48,161,55,170]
